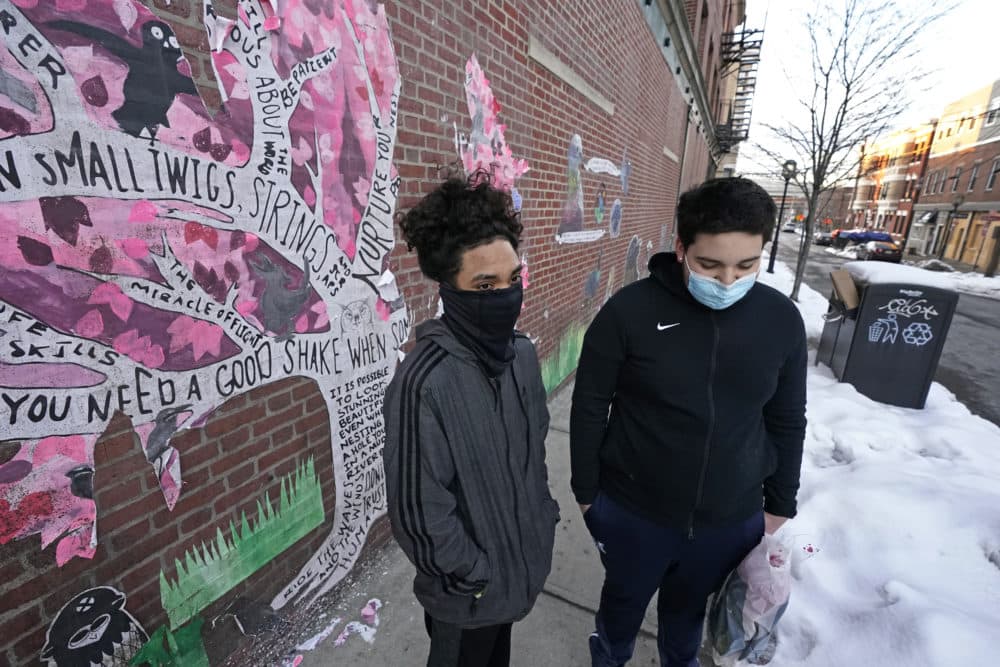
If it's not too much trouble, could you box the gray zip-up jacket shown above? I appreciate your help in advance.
[383,319,559,628]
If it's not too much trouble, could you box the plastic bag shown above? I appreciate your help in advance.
[706,533,792,666]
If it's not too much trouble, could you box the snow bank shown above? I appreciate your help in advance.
[842,261,954,290]
[912,259,956,273]
[824,246,859,260]
[758,255,831,340]
[947,270,1000,300]
[756,260,1000,667]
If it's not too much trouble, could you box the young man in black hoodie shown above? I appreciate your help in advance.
[571,177,807,667]
[383,174,559,667]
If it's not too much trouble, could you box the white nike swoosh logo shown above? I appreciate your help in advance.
[657,323,680,331]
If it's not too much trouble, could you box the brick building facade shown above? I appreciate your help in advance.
[912,80,1000,268]
[845,78,1000,269]
[0,0,755,664]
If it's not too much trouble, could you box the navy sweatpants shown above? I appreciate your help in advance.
[584,491,764,667]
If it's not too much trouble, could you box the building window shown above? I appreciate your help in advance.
[987,97,1000,126]
[986,159,1000,191]
[951,167,962,192]
[968,164,980,192]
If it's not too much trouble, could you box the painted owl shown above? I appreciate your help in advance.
[340,300,374,334]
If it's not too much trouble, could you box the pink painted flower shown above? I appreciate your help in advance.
[128,200,158,223]
[118,237,149,259]
[74,309,105,338]
[113,329,165,368]
[87,282,134,322]
[166,315,224,361]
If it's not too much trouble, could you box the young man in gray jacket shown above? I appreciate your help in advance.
[383,174,559,667]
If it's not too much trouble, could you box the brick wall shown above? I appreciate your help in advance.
[0,0,725,664]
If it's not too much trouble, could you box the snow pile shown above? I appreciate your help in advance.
[946,270,1000,300]
[898,260,1000,300]
[758,256,831,340]
[912,258,956,273]
[824,246,860,260]
[842,261,953,290]
[756,261,1000,667]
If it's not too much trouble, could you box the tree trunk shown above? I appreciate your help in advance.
[790,191,822,301]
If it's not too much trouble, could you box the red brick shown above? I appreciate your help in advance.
[109,517,151,553]
[226,461,256,489]
[180,507,213,535]
[204,404,262,438]
[293,381,319,401]
[251,403,305,437]
[153,0,192,19]
[3,603,41,643]
[13,628,46,662]
[96,476,143,512]
[172,21,210,52]
[267,391,292,413]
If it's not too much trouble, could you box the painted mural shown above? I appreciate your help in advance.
[0,0,406,622]
[42,586,148,667]
[454,54,527,191]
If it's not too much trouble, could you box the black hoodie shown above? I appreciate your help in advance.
[570,252,807,535]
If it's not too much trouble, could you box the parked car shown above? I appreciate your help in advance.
[814,231,834,246]
[781,221,798,233]
[856,241,902,263]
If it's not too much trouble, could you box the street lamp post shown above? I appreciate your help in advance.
[767,159,798,274]
[937,195,965,261]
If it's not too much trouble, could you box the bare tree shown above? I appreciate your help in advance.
[757,0,951,301]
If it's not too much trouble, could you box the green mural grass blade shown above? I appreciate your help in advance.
[131,617,209,667]
[541,323,587,393]
[159,458,324,629]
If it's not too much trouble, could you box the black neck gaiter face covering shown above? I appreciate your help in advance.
[439,282,524,377]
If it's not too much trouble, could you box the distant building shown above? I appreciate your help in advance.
[911,79,1000,268]
[850,123,935,237]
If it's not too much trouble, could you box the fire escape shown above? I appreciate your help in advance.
[717,27,763,153]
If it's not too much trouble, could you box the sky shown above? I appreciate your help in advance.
[736,0,1000,178]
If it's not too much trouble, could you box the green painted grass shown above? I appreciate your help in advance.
[541,323,587,394]
[130,617,208,667]
[159,457,324,629]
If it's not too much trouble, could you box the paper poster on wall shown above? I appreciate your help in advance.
[0,0,408,613]
[555,134,605,244]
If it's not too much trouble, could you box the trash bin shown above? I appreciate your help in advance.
[816,262,959,409]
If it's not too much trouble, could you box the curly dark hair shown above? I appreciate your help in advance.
[676,177,777,248]
[396,170,522,284]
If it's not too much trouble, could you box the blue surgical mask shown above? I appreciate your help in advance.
[686,266,756,310]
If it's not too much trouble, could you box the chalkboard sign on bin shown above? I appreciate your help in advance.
[817,262,959,409]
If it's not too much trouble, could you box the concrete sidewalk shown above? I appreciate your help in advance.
[284,381,681,666]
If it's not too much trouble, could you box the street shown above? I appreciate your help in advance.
[774,236,1000,426]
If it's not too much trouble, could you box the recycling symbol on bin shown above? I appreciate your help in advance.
[902,322,934,346]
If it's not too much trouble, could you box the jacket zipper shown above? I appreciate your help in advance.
[493,377,533,603]
[688,313,719,540]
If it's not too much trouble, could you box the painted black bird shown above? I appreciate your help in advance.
[65,464,95,500]
[46,19,198,140]
[248,255,312,341]
[145,404,192,477]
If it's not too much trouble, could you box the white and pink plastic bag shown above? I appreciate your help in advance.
[707,533,792,666]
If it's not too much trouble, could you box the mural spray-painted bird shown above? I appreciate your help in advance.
[144,404,192,477]
[248,255,313,340]
[46,20,198,140]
